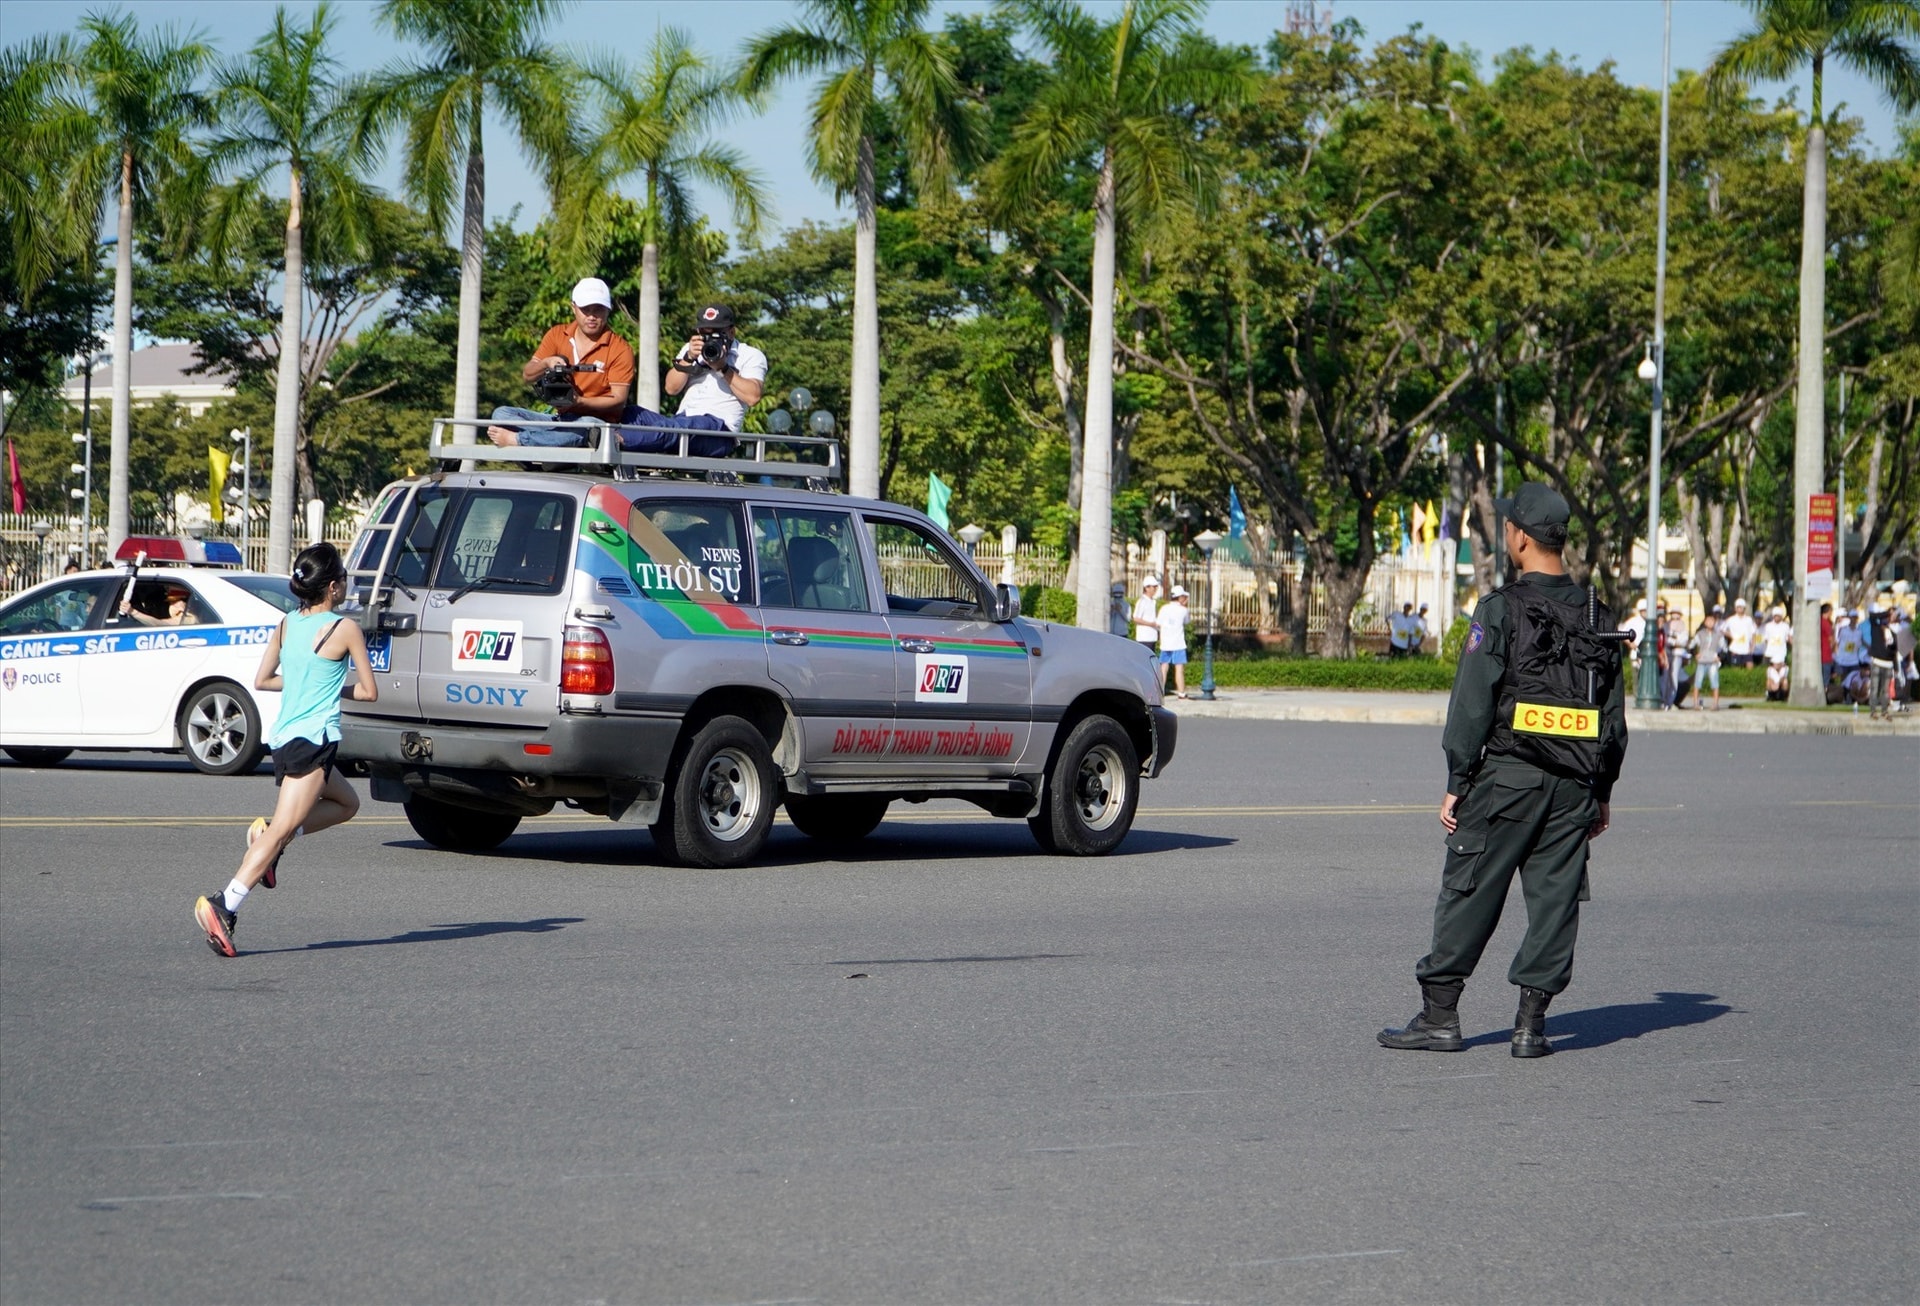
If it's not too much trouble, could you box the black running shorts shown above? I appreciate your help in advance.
[271,737,338,785]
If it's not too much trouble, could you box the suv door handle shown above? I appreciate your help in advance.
[769,629,810,646]
[897,637,936,654]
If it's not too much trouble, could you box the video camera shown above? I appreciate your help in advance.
[530,362,602,406]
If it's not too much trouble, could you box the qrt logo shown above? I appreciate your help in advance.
[914,653,968,704]
[450,619,525,675]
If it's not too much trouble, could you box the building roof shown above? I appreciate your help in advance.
[60,344,238,398]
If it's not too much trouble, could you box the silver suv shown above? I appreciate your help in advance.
[337,423,1176,866]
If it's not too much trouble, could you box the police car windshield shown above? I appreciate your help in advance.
[221,576,300,614]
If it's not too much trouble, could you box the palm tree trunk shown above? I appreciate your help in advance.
[107,150,134,556]
[267,167,305,573]
[1074,156,1118,632]
[1788,122,1827,705]
[850,135,881,499]
[638,240,660,410]
[453,130,484,425]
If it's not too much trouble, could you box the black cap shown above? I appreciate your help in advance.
[695,303,735,331]
[1494,482,1570,545]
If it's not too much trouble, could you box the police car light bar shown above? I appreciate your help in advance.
[113,535,246,567]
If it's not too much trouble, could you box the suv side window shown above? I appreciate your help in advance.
[867,518,986,620]
[752,507,869,612]
[350,484,451,590]
[431,490,574,593]
[630,500,752,604]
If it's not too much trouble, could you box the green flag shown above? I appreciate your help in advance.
[926,472,952,529]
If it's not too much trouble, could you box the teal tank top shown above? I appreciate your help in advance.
[268,610,350,748]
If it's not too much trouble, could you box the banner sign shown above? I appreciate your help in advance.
[1807,493,1837,573]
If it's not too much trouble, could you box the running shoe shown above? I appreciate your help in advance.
[195,893,238,958]
[247,816,279,889]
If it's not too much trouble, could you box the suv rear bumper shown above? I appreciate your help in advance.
[341,711,680,785]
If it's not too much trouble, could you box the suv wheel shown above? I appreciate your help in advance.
[656,716,778,867]
[180,682,264,776]
[1029,714,1139,855]
[785,794,889,844]
[404,794,522,851]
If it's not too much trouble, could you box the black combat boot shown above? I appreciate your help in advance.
[1378,979,1465,1052]
[1511,986,1554,1058]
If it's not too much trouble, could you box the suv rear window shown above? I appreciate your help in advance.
[433,490,574,593]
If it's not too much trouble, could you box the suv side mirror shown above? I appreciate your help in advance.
[990,583,1021,623]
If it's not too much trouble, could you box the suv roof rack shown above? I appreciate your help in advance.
[428,417,842,490]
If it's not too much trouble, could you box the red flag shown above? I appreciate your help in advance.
[5,439,24,514]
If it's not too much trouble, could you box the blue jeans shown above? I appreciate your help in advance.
[490,406,736,457]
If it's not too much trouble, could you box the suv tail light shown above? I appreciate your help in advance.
[560,624,614,695]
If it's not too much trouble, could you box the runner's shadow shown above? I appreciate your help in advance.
[1462,991,1734,1051]
[244,917,583,955]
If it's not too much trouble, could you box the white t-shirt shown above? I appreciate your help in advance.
[1388,613,1412,649]
[1131,595,1159,644]
[1722,612,1756,656]
[1158,601,1190,653]
[1833,623,1864,665]
[674,339,769,432]
[1761,619,1792,665]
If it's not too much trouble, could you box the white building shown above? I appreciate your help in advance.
[60,344,236,418]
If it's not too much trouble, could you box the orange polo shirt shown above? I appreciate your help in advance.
[535,324,635,401]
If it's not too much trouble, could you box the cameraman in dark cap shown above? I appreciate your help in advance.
[664,303,767,433]
[1378,482,1629,1059]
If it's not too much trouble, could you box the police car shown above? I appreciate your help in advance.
[0,537,296,774]
[337,419,1177,866]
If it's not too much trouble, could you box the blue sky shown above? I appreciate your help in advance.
[2,0,1906,245]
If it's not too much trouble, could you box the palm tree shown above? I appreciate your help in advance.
[360,0,575,429]
[993,0,1254,631]
[742,0,980,499]
[0,37,96,302]
[1707,0,1920,704]
[208,3,380,573]
[557,31,770,410]
[53,14,213,555]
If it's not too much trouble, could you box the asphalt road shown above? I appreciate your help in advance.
[2,722,1914,1305]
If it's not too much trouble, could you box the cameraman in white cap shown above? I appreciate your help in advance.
[488,277,635,446]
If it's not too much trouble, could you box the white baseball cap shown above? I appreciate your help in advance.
[1734,598,1748,609]
[1171,584,1189,598]
[1142,575,1160,588]
[571,277,613,308]
[1635,598,1647,612]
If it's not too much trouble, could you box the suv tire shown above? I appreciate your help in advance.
[1029,714,1139,855]
[180,682,264,776]
[785,794,889,844]
[655,715,778,867]
[404,794,522,851]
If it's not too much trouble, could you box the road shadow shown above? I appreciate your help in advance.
[1462,990,1734,1051]
[384,824,1235,869]
[243,916,583,955]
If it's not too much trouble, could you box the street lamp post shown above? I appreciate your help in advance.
[956,522,986,557]
[1195,529,1223,701]
[69,429,93,569]
[229,427,252,568]
[1635,0,1674,711]
[32,520,52,585]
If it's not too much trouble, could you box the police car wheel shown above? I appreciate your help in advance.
[657,715,777,868]
[3,747,73,767]
[403,794,521,851]
[1032,714,1139,856]
[785,794,889,844]
[179,682,265,777]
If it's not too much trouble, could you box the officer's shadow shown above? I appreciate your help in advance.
[1461,991,1733,1051]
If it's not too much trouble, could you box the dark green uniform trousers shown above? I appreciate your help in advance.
[1415,758,1597,996]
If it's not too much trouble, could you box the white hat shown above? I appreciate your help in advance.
[1419,602,1429,611]
[1635,598,1647,611]
[571,277,613,308]
[1142,575,1160,588]
[1734,598,1748,609]
[1171,584,1189,598]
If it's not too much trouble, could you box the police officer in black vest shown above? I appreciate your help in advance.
[1379,483,1628,1058]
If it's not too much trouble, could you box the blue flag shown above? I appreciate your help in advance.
[1229,485,1246,538]
[927,472,952,529]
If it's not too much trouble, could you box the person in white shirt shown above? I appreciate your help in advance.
[1413,602,1432,655]
[1721,597,1757,667]
[1832,609,1865,683]
[665,302,768,433]
[1131,576,1162,649]
[1761,605,1793,701]
[1622,597,1648,670]
[1388,603,1415,657]
[1158,584,1192,698]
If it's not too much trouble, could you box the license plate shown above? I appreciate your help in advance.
[362,631,392,674]
[1510,701,1598,738]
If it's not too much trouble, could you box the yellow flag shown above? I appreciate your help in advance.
[1423,500,1440,544]
[208,444,231,525]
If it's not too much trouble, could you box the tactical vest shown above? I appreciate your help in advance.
[1486,581,1620,780]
